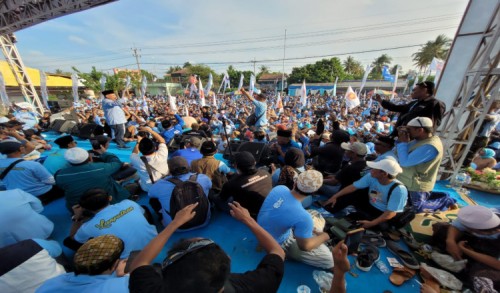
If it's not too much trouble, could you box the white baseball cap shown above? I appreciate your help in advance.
[366,158,403,176]
[407,117,433,128]
[341,142,367,156]
[64,147,89,164]
[458,205,500,230]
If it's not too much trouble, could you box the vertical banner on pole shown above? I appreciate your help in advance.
[71,73,79,104]
[332,76,338,97]
[0,72,10,106]
[391,66,400,100]
[40,71,50,109]
[100,75,107,101]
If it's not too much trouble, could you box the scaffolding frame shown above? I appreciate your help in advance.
[436,0,500,179]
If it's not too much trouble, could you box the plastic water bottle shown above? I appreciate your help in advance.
[452,172,467,190]
[375,259,390,274]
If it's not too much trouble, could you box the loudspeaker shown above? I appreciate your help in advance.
[78,124,98,139]
[50,119,66,132]
[222,140,243,160]
[237,142,272,165]
[59,120,77,133]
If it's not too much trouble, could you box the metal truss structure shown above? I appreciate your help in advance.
[0,0,116,115]
[0,0,116,35]
[436,0,500,179]
[0,33,45,113]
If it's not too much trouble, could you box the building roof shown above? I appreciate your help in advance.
[258,73,287,81]
[171,68,190,75]
[1,60,73,87]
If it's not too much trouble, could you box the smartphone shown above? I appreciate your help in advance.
[345,228,365,254]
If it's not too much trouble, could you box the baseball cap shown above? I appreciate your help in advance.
[64,147,89,164]
[235,151,256,168]
[74,235,124,275]
[168,156,190,175]
[188,137,202,149]
[366,158,403,176]
[296,170,323,194]
[341,142,367,156]
[458,205,500,230]
[407,117,433,128]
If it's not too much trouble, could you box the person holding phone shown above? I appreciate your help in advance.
[324,158,408,229]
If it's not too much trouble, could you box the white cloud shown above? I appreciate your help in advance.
[68,35,88,45]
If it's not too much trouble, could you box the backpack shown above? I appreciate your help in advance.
[245,112,264,126]
[166,174,210,230]
[387,182,415,229]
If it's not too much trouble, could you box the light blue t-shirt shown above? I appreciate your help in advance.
[353,173,408,212]
[0,189,54,248]
[74,200,158,258]
[0,158,54,196]
[253,99,268,127]
[43,149,70,175]
[257,185,314,244]
[15,111,38,130]
[148,172,212,229]
[102,99,127,125]
[36,273,129,293]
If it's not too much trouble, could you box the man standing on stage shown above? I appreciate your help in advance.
[102,90,130,149]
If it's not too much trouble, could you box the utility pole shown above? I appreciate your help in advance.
[131,46,142,74]
[281,29,287,96]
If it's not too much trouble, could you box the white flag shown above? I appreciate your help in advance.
[359,65,373,93]
[140,75,148,101]
[345,86,360,110]
[249,74,256,96]
[213,93,218,109]
[40,71,50,109]
[99,75,106,100]
[205,73,213,94]
[276,92,283,113]
[238,73,244,90]
[332,76,338,97]
[391,66,400,100]
[199,79,206,107]
[300,80,307,108]
[0,71,10,106]
[430,57,445,84]
[169,95,177,112]
[72,73,79,103]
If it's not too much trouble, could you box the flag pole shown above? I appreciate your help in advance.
[281,29,287,96]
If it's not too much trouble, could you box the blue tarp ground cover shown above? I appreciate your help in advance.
[38,132,499,292]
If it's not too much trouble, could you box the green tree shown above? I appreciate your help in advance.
[183,62,192,68]
[412,34,451,72]
[343,56,364,78]
[288,57,345,84]
[370,54,393,79]
[185,64,219,86]
[166,65,182,74]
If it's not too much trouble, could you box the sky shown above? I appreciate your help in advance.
[14,0,470,77]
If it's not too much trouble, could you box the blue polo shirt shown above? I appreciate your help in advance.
[257,185,313,244]
[102,99,127,125]
[73,200,158,258]
[43,149,70,175]
[353,173,408,212]
[36,273,129,293]
[171,148,203,166]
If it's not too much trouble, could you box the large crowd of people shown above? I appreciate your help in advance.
[0,80,499,293]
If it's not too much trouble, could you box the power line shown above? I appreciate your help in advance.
[100,44,424,71]
[30,13,460,66]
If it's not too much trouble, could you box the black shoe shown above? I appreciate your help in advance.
[356,245,380,272]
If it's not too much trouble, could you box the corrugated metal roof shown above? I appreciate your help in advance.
[1,61,74,87]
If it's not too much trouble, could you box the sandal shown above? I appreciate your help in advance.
[386,240,420,269]
[419,264,440,292]
[389,266,416,286]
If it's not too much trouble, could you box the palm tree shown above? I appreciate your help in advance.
[371,54,393,78]
[412,34,452,72]
[343,56,363,77]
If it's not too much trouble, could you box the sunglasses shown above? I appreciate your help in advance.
[162,239,214,269]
